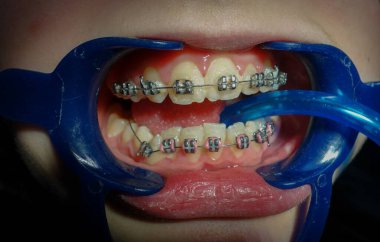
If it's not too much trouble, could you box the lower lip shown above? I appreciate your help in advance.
[122,166,310,220]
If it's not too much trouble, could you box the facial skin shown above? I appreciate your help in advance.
[1,0,379,241]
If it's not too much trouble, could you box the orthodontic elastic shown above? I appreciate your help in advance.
[130,120,275,158]
[112,66,287,97]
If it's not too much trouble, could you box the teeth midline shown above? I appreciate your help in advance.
[112,65,287,99]
[127,119,276,158]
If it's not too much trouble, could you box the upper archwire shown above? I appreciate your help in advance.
[112,65,287,97]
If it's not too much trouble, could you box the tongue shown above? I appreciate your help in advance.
[131,98,225,134]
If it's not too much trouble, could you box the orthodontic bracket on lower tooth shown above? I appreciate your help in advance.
[132,120,275,158]
[112,66,287,97]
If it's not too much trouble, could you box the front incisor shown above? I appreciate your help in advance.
[203,123,226,161]
[170,61,206,104]
[179,125,204,163]
[205,57,242,101]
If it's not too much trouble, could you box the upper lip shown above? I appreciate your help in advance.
[138,19,333,51]
[142,30,333,50]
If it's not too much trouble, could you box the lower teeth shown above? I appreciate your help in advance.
[128,119,276,158]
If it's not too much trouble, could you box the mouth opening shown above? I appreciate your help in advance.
[97,44,312,220]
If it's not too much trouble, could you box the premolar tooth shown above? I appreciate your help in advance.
[203,123,226,160]
[143,67,168,103]
[179,125,204,163]
[160,127,181,159]
[107,113,127,138]
[226,122,246,158]
[170,61,205,104]
[133,126,153,150]
[241,64,259,95]
[245,120,263,151]
[259,67,276,93]
[205,57,241,101]
[122,121,138,144]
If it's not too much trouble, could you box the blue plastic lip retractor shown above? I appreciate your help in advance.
[221,42,380,242]
[0,37,379,242]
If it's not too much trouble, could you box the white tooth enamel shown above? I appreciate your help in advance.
[133,126,153,149]
[179,125,204,163]
[107,113,127,138]
[160,126,182,159]
[143,67,168,103]
[227,122,246,158]
[241,64,259,95]
[205,57,241,101]
[203,123,226,160]
[146,135,166,164]
[121,121,138,144]
[170,61,205,105]
[245,119,266,148]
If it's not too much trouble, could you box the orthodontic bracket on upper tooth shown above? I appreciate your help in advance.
[112,66,287,97]
[132,120,275,158]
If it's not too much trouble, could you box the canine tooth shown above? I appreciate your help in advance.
[146,135,166,164]
[170,61,205,104]
[241,64,260,95]
[205,57,241,101]
[107,114,127,138]
[203,123,226,160]
[133,126,153,150]
[137,141,153,158]
[143,67,168,103]
[226,122,246,158]
[121,121,138,144]
[160,127,181,159]
[179,125,204,163]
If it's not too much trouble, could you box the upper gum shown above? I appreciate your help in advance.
[147,53,271,85]
[107,45,273,87]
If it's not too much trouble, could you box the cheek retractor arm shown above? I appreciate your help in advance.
[221,41,380,242]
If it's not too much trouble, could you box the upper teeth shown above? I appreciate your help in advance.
[112,64,286,105]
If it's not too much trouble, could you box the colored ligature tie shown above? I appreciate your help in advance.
[112,65,287,97]
[130,120,276,158]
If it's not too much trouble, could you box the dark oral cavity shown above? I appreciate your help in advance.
[97,44,312,220]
